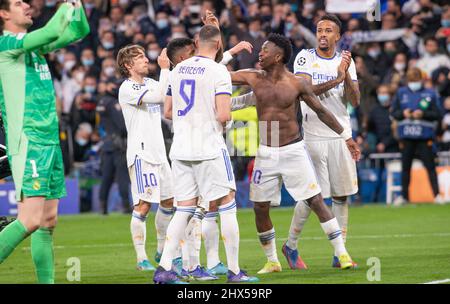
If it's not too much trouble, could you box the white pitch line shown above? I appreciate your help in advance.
[20,231,450,251]
[423,279,450,284]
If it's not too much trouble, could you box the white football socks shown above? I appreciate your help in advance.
[320,217,347,257]
[202,212,220,269]
[130,211,148,263]
[155,206,174,255]
[287,201,311,250]
[332,198,348,243]
[159,206,195,271]
[257,227,279,263]
[219,200,240,274]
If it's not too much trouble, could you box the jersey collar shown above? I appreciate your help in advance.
[315,49,337,60]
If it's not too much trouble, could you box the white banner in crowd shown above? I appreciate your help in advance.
[326,0,377,13]
[351,28,408,44]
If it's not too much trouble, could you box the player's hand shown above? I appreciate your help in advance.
[229,41,253,56]
[412,109,423,119]
[202,10,220,29]
[337,51,351,80]
[157,48,170,69]
[346,138,361,161]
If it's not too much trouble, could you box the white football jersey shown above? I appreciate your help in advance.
[168,56,232,161]
[293,48,357,140]
[118,77,168,167]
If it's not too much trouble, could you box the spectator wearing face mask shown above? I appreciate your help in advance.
[363,42,391,80]
[383,52,409,90]
[80,48,101,78]
[71,75,99,131]
[391,67,444,205]
[97,31,116,60]
[73,122,94,163]
[367,85,399,154]
[99,57,118,83]
[61,64,86,116]
[154,11,172,47]
[147,42,162,62]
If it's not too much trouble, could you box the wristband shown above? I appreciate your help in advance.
[340,129,352,141]
[220,51,233,65]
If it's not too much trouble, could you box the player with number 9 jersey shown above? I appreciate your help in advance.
[168,56,233,162]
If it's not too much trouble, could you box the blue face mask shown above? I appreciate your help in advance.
[76,138,89,146]
[85,85,96,94]
[156,19,169,29]
[82,58,94,67]
[408,81,422,92]
[285,22,294,31]
[377,94,390,106]
[441,19,450,28]
[102,41,114,50]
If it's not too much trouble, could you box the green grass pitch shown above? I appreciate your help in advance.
[1,203,450,284]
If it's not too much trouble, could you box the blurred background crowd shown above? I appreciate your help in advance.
[18,0,450,208]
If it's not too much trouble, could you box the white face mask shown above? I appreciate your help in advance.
[394,62,405,72]
[74,72,85,83]
[64,60,76,71]
[104,66,116,77]
[147,50,159,60]
[304,3,315,11]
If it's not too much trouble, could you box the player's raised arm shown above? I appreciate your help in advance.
[21,2,75,52]
[39,0,90,54]
[221,41,253,65]
[229,69,258,85]
[140,49,170,104]
[342,51,360,107]
[297,76,361,161]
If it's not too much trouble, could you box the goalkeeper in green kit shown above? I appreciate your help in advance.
[0,0,89,283]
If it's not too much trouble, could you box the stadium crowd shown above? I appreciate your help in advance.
[25,0,450,191]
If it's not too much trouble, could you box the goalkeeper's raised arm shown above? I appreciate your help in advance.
[0,0,89,53]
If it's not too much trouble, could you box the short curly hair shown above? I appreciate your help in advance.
[167,37,194,65]
[116,44,145,78]
[267,33,293,64]
[318,14,342,33]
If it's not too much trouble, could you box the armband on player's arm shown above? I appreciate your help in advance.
[220,51,233,65]
[141,69,170,104]
[231,92,256,111]
[22,3,74,52]
[39,2,90,54]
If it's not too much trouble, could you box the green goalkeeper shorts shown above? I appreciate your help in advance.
[9,142,67,202]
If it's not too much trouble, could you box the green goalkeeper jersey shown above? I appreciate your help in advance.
[0,3,89,156]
